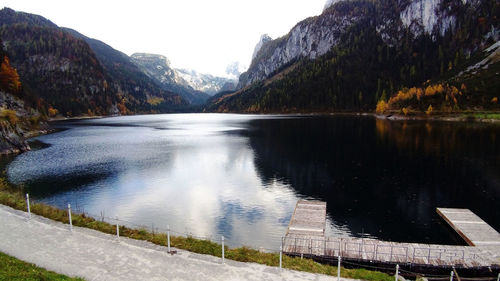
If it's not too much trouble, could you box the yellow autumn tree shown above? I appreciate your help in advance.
[376,100,389,113]
[48,106,58,117]
[0,56,21,93]
[425,105,433,115]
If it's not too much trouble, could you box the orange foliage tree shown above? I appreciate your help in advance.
[0,56,21,93]
[48,106,59,117]
[376,100,389,114]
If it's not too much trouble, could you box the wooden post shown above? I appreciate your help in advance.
[167,225,171,253]
[359,239,363,259]
[324,238,327,256]
[221,236,225,264]
[337,256,341,281]
[308,238,311,255]
[395,264,399,281]
[25,193,31,219]
[67,204,73,232]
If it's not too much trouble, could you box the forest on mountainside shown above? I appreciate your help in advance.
[206,0,500,115]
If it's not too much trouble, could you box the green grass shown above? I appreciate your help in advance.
[466,112,500,120]
[0,176,393,281]
[0,251,84,281]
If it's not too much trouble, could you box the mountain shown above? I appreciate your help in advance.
[62,28,189,113]
[251,34,273,61]
[207,0,500,114]
[130,53,210,105]
[175,68,237,95]
[0,8,188,116]
[0,38,46,154]
[131,53,237,101]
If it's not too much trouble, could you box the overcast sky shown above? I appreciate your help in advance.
[2,0,326,76]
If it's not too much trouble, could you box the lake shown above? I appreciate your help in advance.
[5,114,500,250]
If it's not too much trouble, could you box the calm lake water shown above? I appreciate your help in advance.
[6,114,500,249]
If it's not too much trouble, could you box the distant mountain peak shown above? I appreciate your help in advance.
[225,61,246,79]
[251,34,273,61]
[131,53,172,67]
[0,7,58,28]
[323,0,341,11]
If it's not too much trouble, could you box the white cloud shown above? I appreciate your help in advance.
[2,0,325,76]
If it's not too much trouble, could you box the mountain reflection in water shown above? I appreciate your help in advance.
[6,114,500,248]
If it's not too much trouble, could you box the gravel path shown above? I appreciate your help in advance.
[0,204,357,281]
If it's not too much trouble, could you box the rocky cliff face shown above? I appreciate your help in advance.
[0,90,47,154]
[251,34,273,61]
[238,1,370,88]
[238,0,476,89]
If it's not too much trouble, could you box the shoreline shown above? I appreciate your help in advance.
[45,110,500,123]
[0,175,391,281]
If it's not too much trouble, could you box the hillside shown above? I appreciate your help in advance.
[63,28,190,113]
[206,0,500,114]
[0,38,45,154]
[0,8,188,117]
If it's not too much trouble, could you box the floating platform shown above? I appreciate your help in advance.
[286,200,326,236]
[437,208,500,259]
[283,201,500,269]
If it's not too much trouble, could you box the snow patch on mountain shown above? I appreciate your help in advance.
[175,68,237,95]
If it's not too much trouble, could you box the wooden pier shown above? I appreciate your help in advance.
[437,208,500,259]
[286,200,326,236]
[283,201,500,268]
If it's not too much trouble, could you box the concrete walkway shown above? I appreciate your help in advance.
[0,205,357,281]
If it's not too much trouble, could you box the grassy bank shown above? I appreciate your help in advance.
[0,251,84,281]
[463,112,500,120]
[0,176,392,281]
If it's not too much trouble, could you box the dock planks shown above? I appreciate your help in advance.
[437,208,500,260]
[286,200,326,236]
[283,201,500,268]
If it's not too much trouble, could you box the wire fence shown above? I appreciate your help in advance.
[23,194,500,281]
[282,235,487,265]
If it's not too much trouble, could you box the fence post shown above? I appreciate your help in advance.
[279,245,283,269]
[67,204,73,232]
[337,256,341,281]
[26,193,31,219]
[221,235,225,264]
[167,225,171,253]
[359,239,363,258]
[450,270,454,281]
[395,264,399,281]
[116,217,119,238]
[496,272,499,281]
[324,237,327,256]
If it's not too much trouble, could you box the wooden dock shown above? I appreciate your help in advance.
[283,201,500,268]
[437,208,500,259]
[286,200,326,236]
